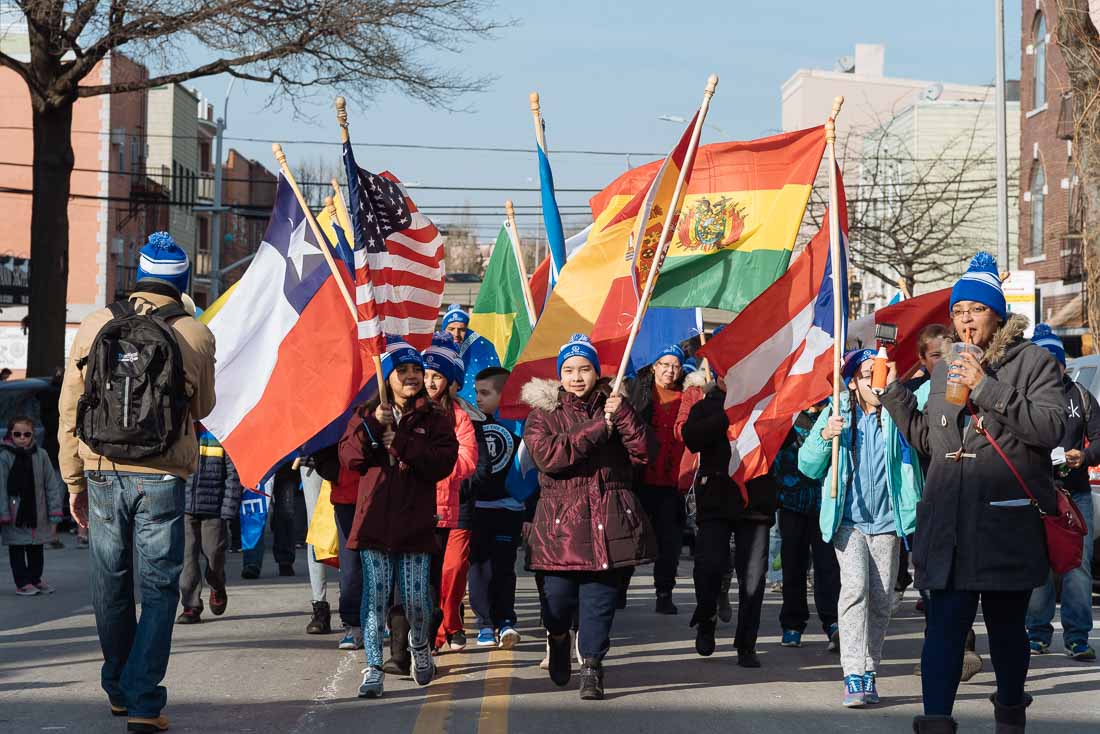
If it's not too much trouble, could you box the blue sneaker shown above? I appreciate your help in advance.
[843,674,865,708]
[358,666,385,698]
[338,626,364,650]
[1029,639,1049,655]
[862,671,879,704]
[781,629,802,647]
[476,627,497,646]
[1065,641,1097,661]
[827,623,840,653]
[498,623,521,649]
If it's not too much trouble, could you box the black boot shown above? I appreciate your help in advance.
[912,716,958,733]
[383,609,411,675]
[991,692,1032,734]
[547,631,572,687]
[578,658,604,700]
[690,610,717,657]
[718,577,733,624]
[306,601,331,634]
[655,592,678,615]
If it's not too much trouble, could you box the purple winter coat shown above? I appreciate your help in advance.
[521,378,657,573]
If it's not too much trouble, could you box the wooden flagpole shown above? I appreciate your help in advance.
[826,96,845,499]
[272,144,357,320]
[610,73,719,398]
[330,98,391,416]
[530,92,548,151]
[505,200,538,325]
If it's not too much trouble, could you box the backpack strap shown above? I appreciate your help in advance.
[150,301,188,322]
[1074,381,1091,426]
[107,301,136,319]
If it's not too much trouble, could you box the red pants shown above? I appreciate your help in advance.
[435,528,471,647]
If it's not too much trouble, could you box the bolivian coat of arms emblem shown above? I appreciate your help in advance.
[676,196,746,252]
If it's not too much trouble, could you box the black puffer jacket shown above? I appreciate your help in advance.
[881,314,1065,592]
[185,432,243,520]
[681,384,778,525]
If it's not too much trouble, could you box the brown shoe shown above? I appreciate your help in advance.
[209,588,228,616]
[110,702,127,716]
[127,715,169,732]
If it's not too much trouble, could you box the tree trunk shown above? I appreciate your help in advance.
[27,100,74,377]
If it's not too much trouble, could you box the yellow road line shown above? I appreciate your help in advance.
[476,646,515,734]
[411,669,458,734]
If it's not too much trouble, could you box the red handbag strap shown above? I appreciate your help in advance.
[966,403,1041,508]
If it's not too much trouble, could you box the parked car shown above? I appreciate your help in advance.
[1063,356,1100,594]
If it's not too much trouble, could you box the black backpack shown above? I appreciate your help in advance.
[75,300,190,461]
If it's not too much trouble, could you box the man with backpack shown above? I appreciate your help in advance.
[59,232,216,734]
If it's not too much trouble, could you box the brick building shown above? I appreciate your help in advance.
[1019,0,1088,352]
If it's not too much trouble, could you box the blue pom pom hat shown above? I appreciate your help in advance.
[557,334,600,376]
[950,252,1007,320]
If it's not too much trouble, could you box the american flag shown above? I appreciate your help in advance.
[341,141,445,351]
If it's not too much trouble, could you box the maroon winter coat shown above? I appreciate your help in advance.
[521,378,657,572]
[339,394,459,555]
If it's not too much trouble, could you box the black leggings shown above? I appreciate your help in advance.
[922,588,1031,716]
[9,544,44,587]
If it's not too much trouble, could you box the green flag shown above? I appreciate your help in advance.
[469,223,534,370]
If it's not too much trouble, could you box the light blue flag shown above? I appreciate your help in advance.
[630,307,703,370]
[537,140,567,295]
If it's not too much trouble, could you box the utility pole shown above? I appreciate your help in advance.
[994,0,1010,270]
[208,79,236,300]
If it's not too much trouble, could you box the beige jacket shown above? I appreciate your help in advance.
[58,290,217,493]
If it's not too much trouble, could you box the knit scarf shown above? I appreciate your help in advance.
[7,446,37,528]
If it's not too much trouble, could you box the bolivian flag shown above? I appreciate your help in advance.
[469,222,534,369]
[591,125,826,313]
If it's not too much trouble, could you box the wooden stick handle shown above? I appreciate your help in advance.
[530,92,547,152]
[505,200,538,325]
[272,144,358,320]
[825,96,845,499]
[611,74,719,396]
[335,96,350,144]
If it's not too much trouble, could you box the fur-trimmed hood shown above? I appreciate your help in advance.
[520,377,617,412]
[683,369,711,391]
[981,312,1030,367]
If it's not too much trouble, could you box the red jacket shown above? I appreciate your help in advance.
[521,378,656,573]
[435,401,479,529]
[339,395,458,554]
[674,371,711,492]
[329,465,361,506]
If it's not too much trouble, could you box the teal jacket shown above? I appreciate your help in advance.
[797,390,924,542]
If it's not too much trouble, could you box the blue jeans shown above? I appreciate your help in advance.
[87,472,185,718]
[1026,490,1095,647]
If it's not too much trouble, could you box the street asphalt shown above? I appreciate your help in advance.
[1,536,1098,733]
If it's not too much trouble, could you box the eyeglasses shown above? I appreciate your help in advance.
[951,305,990,318]
[11,432,32,438]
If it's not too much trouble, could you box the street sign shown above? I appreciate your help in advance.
[1003,270,1037,338]
[0,256,29,306]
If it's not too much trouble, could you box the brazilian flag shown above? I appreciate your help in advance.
[469,223,534,370]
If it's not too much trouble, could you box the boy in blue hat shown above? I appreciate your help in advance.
[1026,324,1099,662]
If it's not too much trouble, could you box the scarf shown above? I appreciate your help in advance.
[8,446,37,529]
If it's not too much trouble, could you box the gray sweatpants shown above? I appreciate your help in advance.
[300,467,328,604]
[833,525,899,677]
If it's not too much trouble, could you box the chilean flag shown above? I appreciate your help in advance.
[201,175,366,488]
[698,178,848,485]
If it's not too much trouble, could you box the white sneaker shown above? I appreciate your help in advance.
[498,625,521,649]
[574,631,583,666]
[15,585,39,596]
[33,581,55,595]
[539,640,550,670]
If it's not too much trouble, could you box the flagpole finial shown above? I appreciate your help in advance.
[272,143,287,167]
[324,195,337,219]
[825,96,844,144]
[529,92,540,113]
[705,74,719,97]
[335,96,348,127]
[831,95,845,120]
[505,199,515,220]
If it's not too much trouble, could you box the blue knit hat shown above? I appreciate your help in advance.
[137,231,191,294]
[1031,323,1066,366]
[950,252,1007,320]
[682,358,698,374]
[380,335,423,381]
[557,333,600,376]
[441,303,470,329]
[841,348,877,382]
[422,332,463,386]
[654,344,686,366]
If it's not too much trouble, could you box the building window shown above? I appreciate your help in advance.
[1033,12,1047,111]
[1030,164,1046,258]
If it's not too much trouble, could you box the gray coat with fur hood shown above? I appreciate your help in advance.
[880,314,1065,591]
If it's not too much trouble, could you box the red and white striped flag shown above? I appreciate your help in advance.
[698,180,848,485]
[342,142,445,351]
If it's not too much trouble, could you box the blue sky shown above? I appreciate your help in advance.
[188,0,1023,241]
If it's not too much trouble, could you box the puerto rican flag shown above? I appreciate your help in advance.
[698,176,848,485]
[202,175,367,488]
[342,142,445,351]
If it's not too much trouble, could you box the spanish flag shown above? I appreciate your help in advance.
[500,116,698,418]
